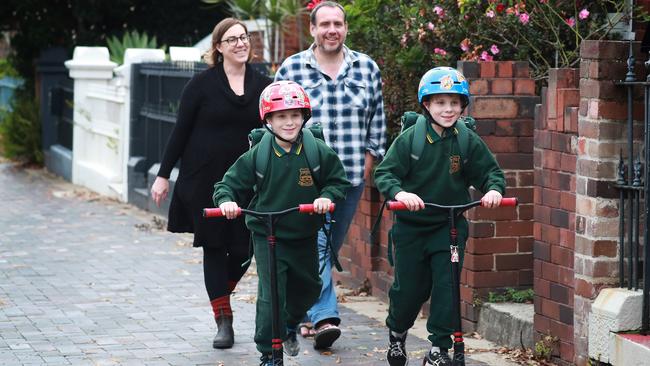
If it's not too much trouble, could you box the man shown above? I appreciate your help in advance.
[274,0,386,350]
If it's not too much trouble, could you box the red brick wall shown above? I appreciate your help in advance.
[571,40,645,366]
[533,68,579,364]
[335,61,537,332]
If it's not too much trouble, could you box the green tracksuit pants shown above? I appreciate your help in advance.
[385,219,468,349]
[253,233,321,354]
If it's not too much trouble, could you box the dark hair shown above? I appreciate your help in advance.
[309,1,346,25]
[204,17,249,67]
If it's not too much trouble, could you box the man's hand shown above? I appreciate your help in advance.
[312,197,333,214]
[219,202,240,219]
[394,191,425,211]
[151,177,169,207]
[481,190,503,208]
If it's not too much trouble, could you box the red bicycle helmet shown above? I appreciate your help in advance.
[259,80,312,123]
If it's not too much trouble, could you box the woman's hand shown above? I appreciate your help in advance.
[219,202,240,219]
[151,177,169,207]
[312,197,332,214]
[394,191,425,211]
[481,190,503,208]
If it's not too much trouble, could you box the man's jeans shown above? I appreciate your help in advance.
[307,183,365,327]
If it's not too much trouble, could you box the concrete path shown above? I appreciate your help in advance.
[0,163,518,365]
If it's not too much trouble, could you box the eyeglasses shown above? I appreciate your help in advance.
[220,34,250,46]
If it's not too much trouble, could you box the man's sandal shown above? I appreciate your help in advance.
[298,322,314,338]
[313,323,341,349]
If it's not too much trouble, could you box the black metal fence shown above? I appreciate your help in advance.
[615,41,649,335]
[128,61,208,213]
[37,47,74,181]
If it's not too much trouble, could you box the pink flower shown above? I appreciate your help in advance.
[579,8,590,20]
[427,22,435,31]
[566,17,576,27]
[400,33,408,46]
[486,10,495,18]
[306,0,322,10]
[480,51,493,62]
[434,48,447,56]
[460,38,471,52]
[490,44,500,55]
[433,6,445,18]
[519,12,529,25]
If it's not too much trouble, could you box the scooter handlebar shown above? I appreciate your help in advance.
[298,203,336,214]
[203,203,336,217]
[202,207,242,218]
[387,197,518,211]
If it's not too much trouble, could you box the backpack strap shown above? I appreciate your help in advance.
[454,116,475,167]
[410,115,428,161]
[253,132,274,191]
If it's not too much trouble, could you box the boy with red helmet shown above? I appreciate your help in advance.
[213,81,350,366]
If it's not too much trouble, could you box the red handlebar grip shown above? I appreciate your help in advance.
[203,208,242,217]
[499,197,518,207]
[298,203,336,214]
[203,208,224,217]
[387,201,408,211]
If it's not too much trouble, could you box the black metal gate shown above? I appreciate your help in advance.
[615,41,650,335]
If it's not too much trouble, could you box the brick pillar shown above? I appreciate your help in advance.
[533,68,579,364]
[457,61,537,331]
[572,40,644,366]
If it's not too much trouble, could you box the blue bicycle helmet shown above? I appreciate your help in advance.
[417,66,470,107]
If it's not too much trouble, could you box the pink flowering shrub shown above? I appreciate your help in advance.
[343,0,646,139]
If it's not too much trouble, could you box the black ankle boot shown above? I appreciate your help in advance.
[213,315,234,349]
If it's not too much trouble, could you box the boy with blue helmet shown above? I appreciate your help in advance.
[374,66,505,366]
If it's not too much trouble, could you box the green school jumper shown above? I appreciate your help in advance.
[213,136,350,354]
[374,120,505,349]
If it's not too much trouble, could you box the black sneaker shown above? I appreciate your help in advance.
[283,329,300,356]
[387,331,408,366]
[423,348,451,366]
[259,353,283,366]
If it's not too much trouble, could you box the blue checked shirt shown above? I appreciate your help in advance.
[275,45,386,186]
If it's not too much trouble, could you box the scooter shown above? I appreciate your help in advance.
[203,203,334,366]
[387,197,518,366]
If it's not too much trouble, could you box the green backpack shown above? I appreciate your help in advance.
[248,124,324,191]
[400,111,477,167]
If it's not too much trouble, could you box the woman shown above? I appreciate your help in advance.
[150,17,272,349]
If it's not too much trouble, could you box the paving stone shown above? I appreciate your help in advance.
[0,164,489,366]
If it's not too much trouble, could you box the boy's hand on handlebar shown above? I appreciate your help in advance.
[219,202,240,219]
[312,197,332,214]
[394,191,425,211]
[481,190,503,208]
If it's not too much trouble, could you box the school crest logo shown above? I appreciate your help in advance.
[440,75,454,90]
[298,168,314,186]
[449,155,461,174]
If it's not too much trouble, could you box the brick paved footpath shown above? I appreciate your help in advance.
[0,163,489,365]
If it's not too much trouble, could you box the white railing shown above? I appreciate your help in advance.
[64,46,199,201]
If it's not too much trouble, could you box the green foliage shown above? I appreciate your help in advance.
[0,59,19,79]
[343,0,646,138]
[0,89,42,164]
[106,30,163,65]
[487,288,534,303]
[534,335,558,361]
[0,0,223,86]
[201,0,309,62]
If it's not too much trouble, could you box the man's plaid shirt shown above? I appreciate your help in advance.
[274,45,386,186]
